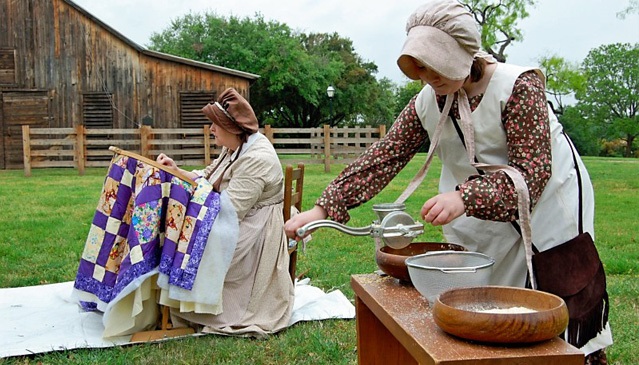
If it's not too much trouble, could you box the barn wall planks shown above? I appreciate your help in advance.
[0,0,258,168]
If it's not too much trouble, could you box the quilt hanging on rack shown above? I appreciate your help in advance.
[73,151,221,312]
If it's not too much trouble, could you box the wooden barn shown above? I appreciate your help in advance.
[0,0,259,169]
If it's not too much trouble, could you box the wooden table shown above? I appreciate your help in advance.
[351,273,584,365]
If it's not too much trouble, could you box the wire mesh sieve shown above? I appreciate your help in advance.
[406,251,495,304]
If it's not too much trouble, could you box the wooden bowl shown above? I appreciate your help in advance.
[432,286,569,344]
[375,242,465,283]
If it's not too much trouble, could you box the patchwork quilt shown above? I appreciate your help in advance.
[73,153,220,311]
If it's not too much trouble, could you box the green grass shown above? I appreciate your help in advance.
[0,156,637,364]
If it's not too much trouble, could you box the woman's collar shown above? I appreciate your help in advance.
[229,132,263,159]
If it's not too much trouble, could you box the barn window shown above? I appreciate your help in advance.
[82,93,113,128]
[0,48,17,86]
[180,92,216,128]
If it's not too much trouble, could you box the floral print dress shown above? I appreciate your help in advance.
[317,71,551,224]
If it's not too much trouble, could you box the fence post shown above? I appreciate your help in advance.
[22,125,31,177]
[75,124,85,176]
[204,124,211,166]
[311,128,319,160]
[323,124,331,173]
[379,124,386,139]
[140,125,152,158]
[264,124,274,143]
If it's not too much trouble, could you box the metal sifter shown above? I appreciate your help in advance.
[295,203,424,249]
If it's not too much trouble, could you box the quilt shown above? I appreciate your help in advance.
[73,152,220,312]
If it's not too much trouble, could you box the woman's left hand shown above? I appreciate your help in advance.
[420,190,465,226]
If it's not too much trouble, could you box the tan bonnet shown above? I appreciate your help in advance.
[397,0,481,81]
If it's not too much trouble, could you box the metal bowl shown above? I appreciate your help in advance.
[375,242,466,283]
[406,251,494,304]
[432,286,569,344]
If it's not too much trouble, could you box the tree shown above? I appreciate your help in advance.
[149,13,391,129]
[300,32,393,127]
[559,105,602,156]
[617,0,639,18]
[538,55,585,115]
[347,77,397,128]
[394,80,424,118]
[576,43,639,157]
[459,0,536,62]
[150,13,332,127]
[389,80,431,152]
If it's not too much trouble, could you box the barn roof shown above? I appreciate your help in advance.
[65,0,260,81]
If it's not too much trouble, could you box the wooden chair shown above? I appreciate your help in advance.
[283,163,305,282]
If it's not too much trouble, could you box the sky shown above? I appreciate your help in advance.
[72,0,638,84]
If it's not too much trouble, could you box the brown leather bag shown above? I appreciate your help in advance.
[531,133,609,348]
[531,232,609,348]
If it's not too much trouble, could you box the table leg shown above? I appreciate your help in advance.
[355,296,418,365]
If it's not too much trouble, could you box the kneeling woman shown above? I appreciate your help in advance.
[155,88,294,337]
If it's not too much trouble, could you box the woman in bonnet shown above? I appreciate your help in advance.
[285,0,611,362]
[157,87,294,337]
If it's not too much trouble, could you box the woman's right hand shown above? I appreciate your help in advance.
[156,153,177,170]
[284,205,328,241]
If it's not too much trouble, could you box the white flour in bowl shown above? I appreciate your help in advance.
[477,306,537,314]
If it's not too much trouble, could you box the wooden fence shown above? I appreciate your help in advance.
[21,124,386,176]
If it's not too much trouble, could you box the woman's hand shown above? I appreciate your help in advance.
[284,205,328,241]
[420,190,465,226]
[155,153,199,181]
[156,153,178,171]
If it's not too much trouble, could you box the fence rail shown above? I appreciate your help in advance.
[21,124,386,176]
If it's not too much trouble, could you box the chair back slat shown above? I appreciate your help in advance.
[283,163,305,282]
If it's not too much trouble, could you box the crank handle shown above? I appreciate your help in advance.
[296,220,373,238]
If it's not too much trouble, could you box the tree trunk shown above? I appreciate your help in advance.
[625,135,635,157]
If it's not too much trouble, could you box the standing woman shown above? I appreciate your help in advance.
[158,87,294,337]
[285,0,611,361]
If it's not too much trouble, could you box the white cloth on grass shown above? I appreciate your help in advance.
[0,278,354,358]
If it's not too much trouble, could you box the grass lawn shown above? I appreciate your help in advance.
[0,155,637,364]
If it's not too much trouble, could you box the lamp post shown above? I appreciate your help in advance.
[326,85,335,120]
